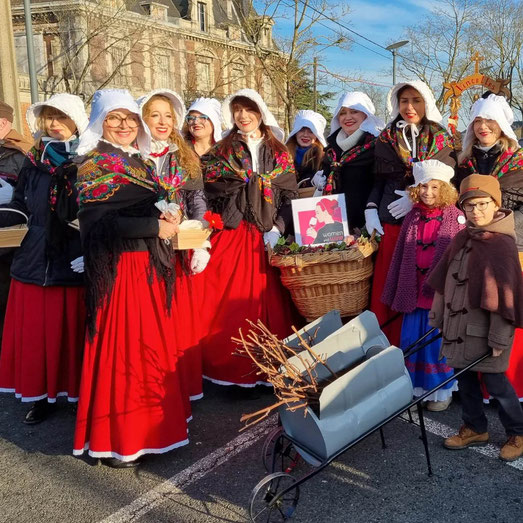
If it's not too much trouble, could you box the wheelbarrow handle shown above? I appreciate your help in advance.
[401,326,438,355]
[403,332,443,360]
[412,350,493,405]
[379,312,402,330]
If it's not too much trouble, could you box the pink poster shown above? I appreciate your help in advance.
[291,194,349,246]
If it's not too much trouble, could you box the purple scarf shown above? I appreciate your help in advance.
[381,204,465,313]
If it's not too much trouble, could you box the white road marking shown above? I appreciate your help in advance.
[102,409,522,522]
[100,417,276,523]
[399,410,523,471]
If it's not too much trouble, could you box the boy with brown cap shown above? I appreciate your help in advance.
[427,174,523,462]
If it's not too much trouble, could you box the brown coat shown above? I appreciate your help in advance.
[428,211,518,373]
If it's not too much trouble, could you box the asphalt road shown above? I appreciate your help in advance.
[0,383,522,523]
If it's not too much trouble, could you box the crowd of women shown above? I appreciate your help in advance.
[0,78,522,467]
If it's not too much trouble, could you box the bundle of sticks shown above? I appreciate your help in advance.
[233,320,338,431]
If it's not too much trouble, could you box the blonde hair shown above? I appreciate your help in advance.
[407,179,458,208]
[36,106,75,136]
[142,94,201,179]
[459,128,519,164]
[286,135,324,172]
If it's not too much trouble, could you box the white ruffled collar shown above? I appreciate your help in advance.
[150,138,178,155]
[100,138,140,155]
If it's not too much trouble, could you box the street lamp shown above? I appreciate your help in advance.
[386,40,409,85]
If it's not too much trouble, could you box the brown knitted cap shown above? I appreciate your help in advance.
[458,174,502,208]
[0,101,14,123]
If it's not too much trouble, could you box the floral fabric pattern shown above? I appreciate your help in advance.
[459,148,523,179]
[77,151,156,205]
[323,139,376,195]
[205,142,295,204]
[379,124,453,168]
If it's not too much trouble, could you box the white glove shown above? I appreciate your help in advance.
[70,256,84,273]
[190,248,210,274]
[387,190,413,219]
[364,208,384,236]
[155,199,181,217]
[263,226,281,249]
[0,179,14,205]
[311,170,326,190]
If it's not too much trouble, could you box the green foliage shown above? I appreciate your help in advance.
[294,75,335,123]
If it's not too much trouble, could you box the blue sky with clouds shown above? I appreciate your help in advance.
[262,0,434,92]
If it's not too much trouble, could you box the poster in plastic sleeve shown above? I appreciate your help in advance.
[291,194,349,246]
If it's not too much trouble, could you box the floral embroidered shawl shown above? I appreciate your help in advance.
[203,138,298,232]
[378,121,454,173]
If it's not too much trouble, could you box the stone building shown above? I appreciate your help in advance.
[10,0,285,126]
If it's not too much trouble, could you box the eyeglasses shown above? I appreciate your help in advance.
[104,114,141,128]
[44,114,69,122]
[462,200,493,212]
[185,115,210,124]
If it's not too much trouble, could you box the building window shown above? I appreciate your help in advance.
[263,75,272,98]
[14,33,46,75]
[231,63,246,90]
[156,55,172,89]
[112,46,128,85]
[196,61,212,93]
[198,2,206,32]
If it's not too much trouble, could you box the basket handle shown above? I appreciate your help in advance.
[1,208,29,224]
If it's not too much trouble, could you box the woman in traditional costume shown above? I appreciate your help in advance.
[139,88,208,403]
[0,94,87,424]
[315,92,383,232]
[365,81,456,345]
[73,89,189,468]
[200,88,299,387]
[183,98,222,158]
[457,94,523,402]
[286,110,326,188]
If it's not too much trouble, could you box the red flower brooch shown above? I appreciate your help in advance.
[203,211,224,230]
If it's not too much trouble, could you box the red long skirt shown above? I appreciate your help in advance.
[73,252,189,461]
[173,263,206,401]
[0,280,85,402]
[369,223,403,346]
[507,330,523,401]
[200,221,297,386]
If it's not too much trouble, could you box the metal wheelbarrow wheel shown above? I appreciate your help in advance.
[262,427,301,473]
[249,472,300,522]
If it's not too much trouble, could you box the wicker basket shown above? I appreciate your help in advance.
[297,186,316,199]
[0,209,29,248]
[270,240,378,321]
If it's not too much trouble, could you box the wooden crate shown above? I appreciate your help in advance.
[0,209,29,248]
[0,224,28,248]
[172,228,211,250]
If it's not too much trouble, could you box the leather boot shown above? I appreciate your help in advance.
[24,399,56,425]
[444,425,489,449]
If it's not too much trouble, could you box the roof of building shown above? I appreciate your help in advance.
[128,1,181,18]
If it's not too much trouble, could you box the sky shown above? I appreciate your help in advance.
[258,0,435,115]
